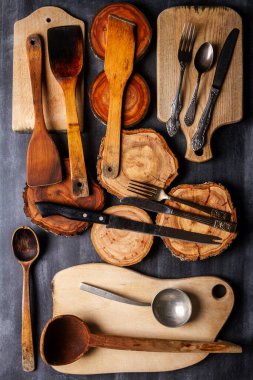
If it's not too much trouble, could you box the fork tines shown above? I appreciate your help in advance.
[127,180,158,198]
[179,23,196,54]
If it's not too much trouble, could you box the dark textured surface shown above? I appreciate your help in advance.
[0,0,252,379]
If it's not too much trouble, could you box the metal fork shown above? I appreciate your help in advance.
[127,180,232,222]
[166,23,196,137]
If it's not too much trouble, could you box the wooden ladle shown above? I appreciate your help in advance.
[12,226,40,372]
[47,26,89,198]
[40,315,241,366]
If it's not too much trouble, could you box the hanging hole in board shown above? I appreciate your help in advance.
[212,284,227,299]
[30,39,35,45]
[46,18,51,23]
[77,182,83,188]
[194,148,203,156]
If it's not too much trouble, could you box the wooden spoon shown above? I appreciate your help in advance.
[47,26,89,198]
[12,226,40,372]
[40,315,242,366]
[26,34,62,187]
[102,15,135,179]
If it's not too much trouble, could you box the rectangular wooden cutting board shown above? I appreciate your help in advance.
[12,6,84,133]
[50,263,234,374]
[157,6,243,162]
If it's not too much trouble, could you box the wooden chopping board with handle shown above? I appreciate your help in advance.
[51,263,235,374]
[157,6,242,162]
[12,6,84,133]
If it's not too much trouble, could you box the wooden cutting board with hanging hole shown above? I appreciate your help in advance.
[157,6,243,162]
[12,6,84,133]
[50,263,235,374]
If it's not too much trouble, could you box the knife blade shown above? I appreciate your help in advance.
[36,202,222,245]
[192,28,239,152]
[120,197,237,233]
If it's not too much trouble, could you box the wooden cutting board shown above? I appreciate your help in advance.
[157,6,243,162]
[12,6,84,133]
[51,263,235,374]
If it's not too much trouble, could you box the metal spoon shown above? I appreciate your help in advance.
[184,42,214,126]
[80,283,192,328]
[40,315,242,366]
[12,226,40,372]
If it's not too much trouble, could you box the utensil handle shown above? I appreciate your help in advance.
[26,34,45,129]
[63,82,89,197]
[166,63,185,137]
[192,87,220,152]
[102,88,124,179]
[22,266,35,372]
[184,73,201,126]
[89,334,242,353]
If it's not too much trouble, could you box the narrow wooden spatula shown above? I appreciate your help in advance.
[47,26,89,197]
[102,15,135,179]
[26,34,62,187]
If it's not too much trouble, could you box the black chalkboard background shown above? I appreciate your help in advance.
[0,0,252,379]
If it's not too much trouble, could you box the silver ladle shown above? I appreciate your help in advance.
[80,283,192,328]
[184,42,214,126]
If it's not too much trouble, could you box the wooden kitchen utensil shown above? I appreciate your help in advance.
[40,314,241,366]
[12,226,40,372]
[26,34,62,187]
[49,263,239,374]
[47,25,89,197]
[102,15,135,179]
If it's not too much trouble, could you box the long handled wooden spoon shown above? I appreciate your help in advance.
[26,35,62,187]
[47,26,89,197]
[12,226,40,372]
[102,15,135,179]
[40,315,242,366]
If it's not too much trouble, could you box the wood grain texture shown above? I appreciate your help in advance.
[157,6,243,162]
[102,15,135,179]
[97,129,178,198]
[23,159,104,236]
[90,2,152,60]
[90,71,150,127]
[91,205,154,266]
[12,6,84,133]
[156,183,237,261]
[50,263,235,374]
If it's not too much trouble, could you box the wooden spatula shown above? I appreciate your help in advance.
[47,26,89,198]
[102,15,135,179]
[26,34,62,187]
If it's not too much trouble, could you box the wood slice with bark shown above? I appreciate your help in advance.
[91,205,154,266]
[90,71,150,127]
[90,2,152,60]
[24,159,105,236]
[156,183,237,261]
[97,129,178,198]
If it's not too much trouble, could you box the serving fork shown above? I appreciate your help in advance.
[127,180,232,222]
[166,23,196,137]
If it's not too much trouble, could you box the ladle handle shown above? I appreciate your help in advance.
[22,266,35,371]
[89,334,242,354]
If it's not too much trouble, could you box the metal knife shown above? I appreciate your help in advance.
[36,202,222,245]
[120,197,237,233]
[192,28,239,152]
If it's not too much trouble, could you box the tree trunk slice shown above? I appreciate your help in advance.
[91,205,154,266]
[90,3,152,61]
[23,159,105,236]
[156,183,237,261]
[90,71,150,127]
[97,129,178,198]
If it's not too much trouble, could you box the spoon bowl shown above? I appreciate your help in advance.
[12,226,39,263]
[194,42,214,73]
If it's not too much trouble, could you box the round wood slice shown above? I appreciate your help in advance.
[91,205,154,266]
[90,71,150,127]
[156,183,237,261]
[97,129,178,198]
[90,2,152,60]
[23,159,105,236]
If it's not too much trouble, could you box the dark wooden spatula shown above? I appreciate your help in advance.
[26,34,62,187]
[47,25,89,198]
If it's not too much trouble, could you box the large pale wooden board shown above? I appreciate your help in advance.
[51,263,234,374]
[12,6,84,133]
[157,6,243,162]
